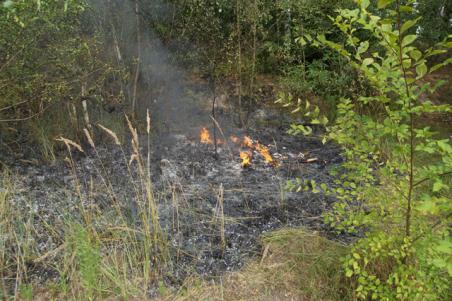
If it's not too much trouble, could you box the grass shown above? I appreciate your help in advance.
[1,161,351,300]
[1,107,352,300]
[159,229,350,301]
[0,113,170,300]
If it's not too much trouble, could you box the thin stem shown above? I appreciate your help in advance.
[211,66,218,158]
[132,0,141,119]
[413,171,452,187]
[396,0,415,238]
[236,0,243,127]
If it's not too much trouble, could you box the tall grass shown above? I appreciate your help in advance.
[1,113,169,300]
[0,171,37,300]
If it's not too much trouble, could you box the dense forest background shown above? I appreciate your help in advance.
[0,0,451,300]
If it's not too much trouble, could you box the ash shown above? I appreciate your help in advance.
[5,83,344,287]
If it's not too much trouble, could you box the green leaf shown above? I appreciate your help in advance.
[432,180,447,192]
[399,5,414,13]
[416,63,427,79]
[346,269,353,277]
[357,41,369,55]
[402,35,417,47]
[377,0,393,9]
[430,62,445,73]
[298,37,307,46]
[409,49,422,61]
[437,140,452,153]
[362,58,374,66]
[400,18,420,34]
[360,0,370,9]
[435,240,452,255]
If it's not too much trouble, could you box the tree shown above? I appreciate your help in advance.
[283,0,452,299]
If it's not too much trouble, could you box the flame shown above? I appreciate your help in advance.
[255,143,273,164]
[240,151,252,168]
[200,127,213,144]
[242,136,254,148]
[199,130,275,167]
[243,136,274,164]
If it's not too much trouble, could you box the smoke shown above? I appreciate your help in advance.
[87,0,217,137]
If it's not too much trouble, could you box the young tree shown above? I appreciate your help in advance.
[283,0,452,299]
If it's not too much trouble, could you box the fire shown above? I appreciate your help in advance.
[255,143,273,164]
[200,128,276,167]
[241,136,274,165]
[240,151,252,168]
[242,136,254,148]
[200,127,213,144]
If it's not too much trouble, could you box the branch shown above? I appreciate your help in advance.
[411,212,452,244]
[413,171,452,187]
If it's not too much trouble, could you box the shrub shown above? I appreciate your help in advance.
[283,0,452,299]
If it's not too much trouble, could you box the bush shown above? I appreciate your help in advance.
[284,0,452,299]
[0,0,122,158]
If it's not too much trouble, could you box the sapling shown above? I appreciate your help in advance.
[282,0,452,299]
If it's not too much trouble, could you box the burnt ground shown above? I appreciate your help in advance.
[3,75,347,289]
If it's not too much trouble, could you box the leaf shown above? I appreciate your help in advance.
[402,35,417,47]
[416,63,427,79]
[362,58,374,66]
[437,140,452,153]
[360,0,370,9]
[399,5,414,13]
[432,180,447,192]
[430,62,445,73]
[357,41,369,55]
[401,18,420,34]
[409,49,422,61]
[435,240,452,255]
[298,37,307,46]
[377,0,393,9]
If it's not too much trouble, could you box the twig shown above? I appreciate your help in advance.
[411,212,452,244]
[413,171,452,187]
[33,244,66,264]
[209,116,234,160]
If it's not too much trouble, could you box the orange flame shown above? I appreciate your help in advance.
[255,143,273,164]
[240,151,252,168]
[242,136,254,148]
[200,127,213,144]
[241,135,274,165]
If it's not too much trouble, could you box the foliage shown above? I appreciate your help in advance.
[144,0,352,83]
[0,0,122,157]
[283,0,452,299]
[279,50,360,118]
[65,223,101,299]
[416,0,451,46]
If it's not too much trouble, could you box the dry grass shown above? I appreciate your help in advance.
[1,112,352,300]
[159,229,350,301]
[0,114,170,300]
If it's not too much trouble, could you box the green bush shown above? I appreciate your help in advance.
[283,0,452,299]
[0,0,122,157]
